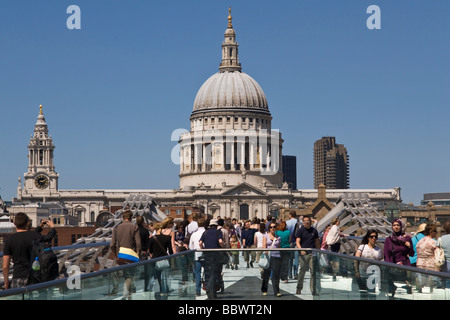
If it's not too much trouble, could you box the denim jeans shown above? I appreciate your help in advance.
[288,243,299,278]
[194,260,203,294]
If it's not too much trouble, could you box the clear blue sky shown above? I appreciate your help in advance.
[0,0,449,205]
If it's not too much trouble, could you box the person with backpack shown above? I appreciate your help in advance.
[2,212,57,289]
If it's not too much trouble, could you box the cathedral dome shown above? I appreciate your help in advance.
[191,8,270,116]
[192,71,269,114]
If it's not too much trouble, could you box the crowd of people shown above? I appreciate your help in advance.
[149,210,324,298]
[108,210,318,299]
[3,209,450,301]
[351,218,450,299]
[131,210,450,300]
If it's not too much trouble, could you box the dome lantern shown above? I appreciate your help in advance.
[219,7,241,73]
[192,8,270,115]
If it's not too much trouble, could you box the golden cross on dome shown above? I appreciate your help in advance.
[39,105,43,115]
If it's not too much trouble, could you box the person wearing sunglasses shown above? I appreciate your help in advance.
[261,223,282,297]
[354,229,382,299]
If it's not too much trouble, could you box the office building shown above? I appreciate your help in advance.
[314,137,349,189]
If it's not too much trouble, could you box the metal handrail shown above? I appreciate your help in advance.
[0,249,195,298]
[2,241,449,298]
[1,247,449,299]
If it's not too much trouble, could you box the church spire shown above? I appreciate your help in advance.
[35,104,48,132]
[23,104,58,195]
[219,7,242,73]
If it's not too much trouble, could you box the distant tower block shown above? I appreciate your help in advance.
[314,137,349,189]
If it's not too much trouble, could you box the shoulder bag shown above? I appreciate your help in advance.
[435,237,446,270]
[258,252,270,269]
[117,247,139,265]
[258,234,277,269]
[153,235,171,270]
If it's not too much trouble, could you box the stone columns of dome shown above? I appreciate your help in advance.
[179,145,184,174]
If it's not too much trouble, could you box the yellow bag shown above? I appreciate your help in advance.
[117,247,139,264]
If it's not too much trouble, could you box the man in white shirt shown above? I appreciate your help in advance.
[189,218,206,296]
[186,213,199,236]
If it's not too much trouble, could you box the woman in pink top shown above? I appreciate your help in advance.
[416,224,439,271]
[416,223,440,291]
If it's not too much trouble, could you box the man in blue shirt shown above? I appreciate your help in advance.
[295,215,320,296]
[286,210,299,279]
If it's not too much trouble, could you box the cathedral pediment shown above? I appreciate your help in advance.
[220,182,267,197]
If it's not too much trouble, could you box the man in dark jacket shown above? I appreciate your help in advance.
[110,210,141,259]
[136,215,151,291]
[110,210,141,299]
[199,219,223,299]
[241,220,257,268]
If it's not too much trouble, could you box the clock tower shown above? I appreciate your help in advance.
[22,105,59,199]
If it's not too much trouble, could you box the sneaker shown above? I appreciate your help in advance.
[262,292,267,296]
[276,293,282,297]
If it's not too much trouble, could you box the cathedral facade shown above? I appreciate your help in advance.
[11,10,401,226]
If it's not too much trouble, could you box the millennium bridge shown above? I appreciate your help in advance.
[0,194,449,300]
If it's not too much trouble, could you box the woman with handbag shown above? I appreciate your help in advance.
[149,222,173,298]
[326,218,350,280]
[383,219,414,298]
[161,217,177,257]
[354,229,383,299]
[261,222,282,297]
[416,223,442,291]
